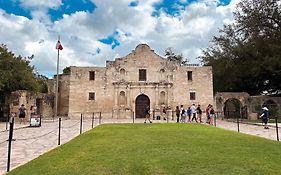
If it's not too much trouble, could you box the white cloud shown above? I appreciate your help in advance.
[0,0,240,77]
[19,0,62,9]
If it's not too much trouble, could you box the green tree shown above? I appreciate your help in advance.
[0,44,47,103]
[200,0,281,95]
[165,47,189,65]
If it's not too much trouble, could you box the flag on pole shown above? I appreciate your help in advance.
[56,40,63,50]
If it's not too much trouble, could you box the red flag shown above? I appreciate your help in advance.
[56,40,63,50]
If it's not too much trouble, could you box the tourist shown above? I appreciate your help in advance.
[191,104,198,123]
[260,107,269,129]
[205,104,211,124]
[187,107,192,122]
[19,104,26,124]
[30,105,37,115]
[144,106,152,123]
[197,104,202,123]
[175,106,180,123]
[180,105,186,123]
[209,105,215,125]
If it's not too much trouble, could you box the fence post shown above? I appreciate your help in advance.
[92,112,94,128]
[58,118,61,145]
[237,115,240,133]
[7,117,14,172]
[80,113,83,134]
[99,112,101,124]
[275,116,279,141]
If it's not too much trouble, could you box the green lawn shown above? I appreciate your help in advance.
[8,124,281,175]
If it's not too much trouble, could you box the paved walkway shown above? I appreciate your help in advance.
[0,118,96,175]
[215,120,280,141]
[0,118,280,174]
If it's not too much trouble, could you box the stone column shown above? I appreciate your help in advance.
[126,84,131,108]
[155,84,159,109]
[114,85,118,107]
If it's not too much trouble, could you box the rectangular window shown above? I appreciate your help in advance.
[139,69,147,81]
[190,92,196,100]
[89,71,95,80]
[89,92,95,100]
[187,71,192,81]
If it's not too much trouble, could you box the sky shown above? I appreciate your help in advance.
[0,0,240,77]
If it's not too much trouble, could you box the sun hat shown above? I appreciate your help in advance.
[262,107,268,111]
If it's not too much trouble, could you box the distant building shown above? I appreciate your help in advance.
[55,44,214,118]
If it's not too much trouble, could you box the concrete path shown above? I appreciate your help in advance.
[0,118,96,175]
[0,118,280,174]
[215,119,280,141]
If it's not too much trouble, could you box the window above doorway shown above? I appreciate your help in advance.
[139,69,147,81]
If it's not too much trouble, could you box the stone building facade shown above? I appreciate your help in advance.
[57,44,214,118]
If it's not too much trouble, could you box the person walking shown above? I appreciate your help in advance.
[191,104,198,123]
[19,104,26,124]
[176,106,180,123]
[197,104,202,123]
[260,107,269,129]
[144,106,152,123]
[180,105,186,123]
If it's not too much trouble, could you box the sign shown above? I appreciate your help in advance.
[30,114,41,127]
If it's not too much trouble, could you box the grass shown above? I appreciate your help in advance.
[8,124,281,175]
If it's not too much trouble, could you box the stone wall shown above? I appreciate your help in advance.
[215,92,281,119]
[8,90,53,121]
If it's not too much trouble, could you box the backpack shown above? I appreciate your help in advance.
[181,109,186,116]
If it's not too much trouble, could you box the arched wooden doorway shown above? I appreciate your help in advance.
[135,94,150,118]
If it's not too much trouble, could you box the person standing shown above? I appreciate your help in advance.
[197,104,202,123]
[19,104,26,124]
[209,105,215,125]
[180,105,186,123]
[187,107,192,122]
[175,106,180,123]
[260,107,269,129]
[144,106,152,123]
[191,104,198,123]
[205,104,211,124]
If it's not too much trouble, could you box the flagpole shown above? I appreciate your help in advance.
[54,36,60,121]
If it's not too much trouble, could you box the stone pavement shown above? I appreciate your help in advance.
[0,118,97,175]
[0,118,280,175]
[215,119,280,141]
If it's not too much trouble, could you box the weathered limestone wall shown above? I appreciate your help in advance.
[8,90,54,121]
[58,74,70,116]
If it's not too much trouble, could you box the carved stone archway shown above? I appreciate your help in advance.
[135,94,150,118]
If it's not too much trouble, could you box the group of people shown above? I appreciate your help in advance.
[175,104,215,125]
[144,104,216,125]
[16,104,37,125]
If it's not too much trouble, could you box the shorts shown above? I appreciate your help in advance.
[262,118,268,124]
[209,114,215,118]
[19,113,26,118]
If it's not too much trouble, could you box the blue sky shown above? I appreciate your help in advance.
[0,0,237,77]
